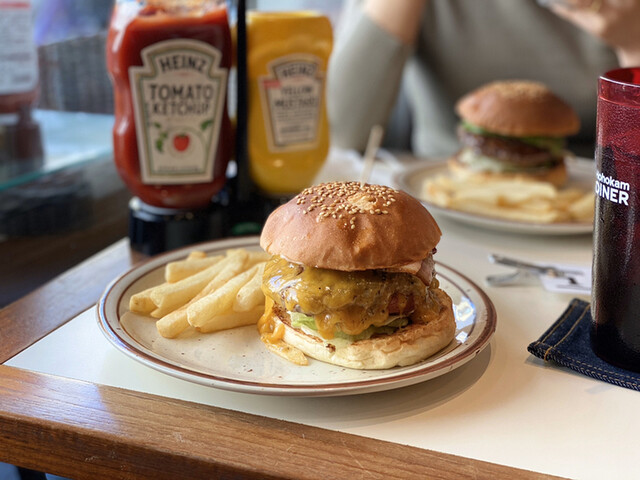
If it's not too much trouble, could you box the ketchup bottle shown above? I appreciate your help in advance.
[106,0,233,209]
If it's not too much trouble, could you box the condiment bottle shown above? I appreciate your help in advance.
[246,11,332,196]
[0,0,39,116]
[106,0,233,209]
[0,0,41,172]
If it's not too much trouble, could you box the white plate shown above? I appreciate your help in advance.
[97,237,496,397]
[393,157,595,235]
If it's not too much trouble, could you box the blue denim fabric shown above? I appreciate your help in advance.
[528,298,640,392]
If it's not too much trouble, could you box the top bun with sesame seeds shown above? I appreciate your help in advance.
[451,80,580,188]
[260,182,442,271]
[456,80,580,137]
[257,182,455,370]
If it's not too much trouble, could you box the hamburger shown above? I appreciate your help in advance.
[258,181,456,369]
[450,80,580,187]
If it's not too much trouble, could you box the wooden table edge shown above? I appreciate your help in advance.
[0,365,566,480]
[0,238,141,362]
[0,238,567,480]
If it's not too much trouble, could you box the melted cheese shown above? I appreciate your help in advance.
[258,297,308,365]
[258,297,285,344]
[263,256,430,340]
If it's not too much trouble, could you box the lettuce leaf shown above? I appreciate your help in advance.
[290,312,317,331]
[290,312,409,343]
[461,121,565,155]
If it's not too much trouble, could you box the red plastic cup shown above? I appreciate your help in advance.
[591,67,640,372]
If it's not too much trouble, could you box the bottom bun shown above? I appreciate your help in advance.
[448,155,568,188]
[275,289,456,370]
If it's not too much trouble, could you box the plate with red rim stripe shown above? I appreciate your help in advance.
[97,236,496,396]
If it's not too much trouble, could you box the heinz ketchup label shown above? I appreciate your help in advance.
[129,39,228,185]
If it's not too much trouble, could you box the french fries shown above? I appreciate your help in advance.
[195,306,265,334]
[149,262,228,313]
[422,175,595,224]
[233,263,265,312]
[155,304,191,338]
[128,247,269,340]
[129,285,163,314]
[156,251,249,337]
[186,250,207,260]
[164,255,223,283]
[187,263,261,331]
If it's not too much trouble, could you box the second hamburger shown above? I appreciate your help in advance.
[450,80,580,187]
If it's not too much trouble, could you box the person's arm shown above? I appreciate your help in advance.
[363,0,426,45]
[327,0,427,151]
[550,0,640,67]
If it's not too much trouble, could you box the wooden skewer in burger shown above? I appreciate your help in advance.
[258,181,456,369]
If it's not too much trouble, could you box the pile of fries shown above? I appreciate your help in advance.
[129,248,269,338]
[422,175,594,224]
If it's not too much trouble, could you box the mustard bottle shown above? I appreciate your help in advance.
[246,11,333,196]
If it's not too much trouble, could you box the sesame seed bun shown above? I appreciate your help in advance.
[259,182,442,271]
[455,80,580,137]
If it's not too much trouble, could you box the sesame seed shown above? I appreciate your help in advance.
[293,181,398,223]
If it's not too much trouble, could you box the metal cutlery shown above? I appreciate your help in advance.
[486,253,585,287]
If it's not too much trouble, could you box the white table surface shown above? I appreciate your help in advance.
[7,153,636,480]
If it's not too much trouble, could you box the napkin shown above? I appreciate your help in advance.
[313,147,399,187]
[528,299,640,392]
[537,264,591,295]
